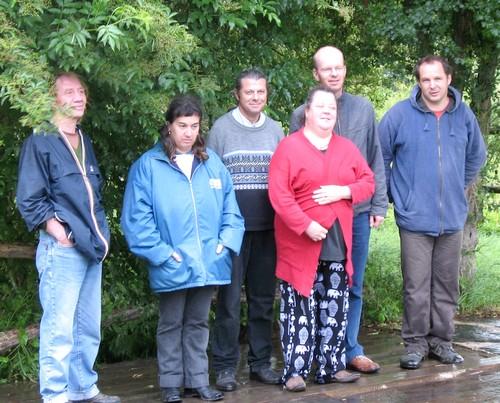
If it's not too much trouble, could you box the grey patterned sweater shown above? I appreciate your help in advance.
[207,111,284,231]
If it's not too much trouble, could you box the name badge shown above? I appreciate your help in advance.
[209,178,222,189]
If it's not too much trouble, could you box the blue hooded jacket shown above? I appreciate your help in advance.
[121,143,245,293]
[378,85,486,235]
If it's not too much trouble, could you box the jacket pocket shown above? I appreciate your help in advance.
[403,190,415,211]
[149,254,192,291]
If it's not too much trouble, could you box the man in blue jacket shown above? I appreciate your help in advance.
[379,56,487,370]
[16,72,120,403]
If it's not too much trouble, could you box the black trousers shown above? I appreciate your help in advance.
[280,261,349,383]
[211,230,277,372]
[157,286,215,388]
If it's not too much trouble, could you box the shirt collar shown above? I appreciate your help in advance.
[232,107,266,128]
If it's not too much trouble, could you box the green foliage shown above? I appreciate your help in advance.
[363,213,403,324]
[0,260,40,330]
[0,336,38,383]
[98,302,158,363]
[0,0,196,126]
[459,232,500,315]
[0,0,498,383]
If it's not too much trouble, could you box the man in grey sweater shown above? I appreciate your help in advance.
[290,46,388,374]
[208,68,284,391]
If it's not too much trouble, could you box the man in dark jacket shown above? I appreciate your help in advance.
[16,72,119,403]
[290,46,387,374]
[378,56,487,370]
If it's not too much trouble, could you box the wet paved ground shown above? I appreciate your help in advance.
[1,319,499,402]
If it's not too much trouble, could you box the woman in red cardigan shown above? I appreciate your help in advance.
[269,86,374,392]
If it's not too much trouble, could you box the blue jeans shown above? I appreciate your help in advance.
[36,231,102,403]
[346,212,371,362]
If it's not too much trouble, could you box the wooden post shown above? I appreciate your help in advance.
[0,243,35,259]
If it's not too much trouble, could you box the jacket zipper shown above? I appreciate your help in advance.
[186,164,203,252]
[186,164,207,282]
[169,158,206,277]
[436,117,444,235]
[59,129,109,262]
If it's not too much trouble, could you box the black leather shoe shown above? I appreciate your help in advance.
[184,386,223,401]
[400,352,424,369]
[161,388,182,403]
[69,393,121,403]
[429,345,464,364]
[249,367,281,385]
[215,368,237,391]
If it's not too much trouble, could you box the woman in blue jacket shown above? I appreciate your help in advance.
[121,95,244,403]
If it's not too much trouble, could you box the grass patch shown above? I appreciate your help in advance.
[459,231,500,315]
[364,213,403,324]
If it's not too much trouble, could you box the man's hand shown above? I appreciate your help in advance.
[370,215,385,228]
[45,218,73,246]
[305,221,328,242]
[312,185,351,205]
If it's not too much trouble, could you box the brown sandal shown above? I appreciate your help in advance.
[283,376,306,392]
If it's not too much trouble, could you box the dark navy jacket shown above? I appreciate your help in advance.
[16,127,110,262]
[379,86,487,236]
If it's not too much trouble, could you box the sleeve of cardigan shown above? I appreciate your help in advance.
[347,144,376,206]
[268,141,312,236]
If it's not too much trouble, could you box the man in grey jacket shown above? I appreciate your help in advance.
[290,46,387,374]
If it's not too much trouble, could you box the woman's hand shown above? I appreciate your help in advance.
[171,251,182,262]
[305,221,328,242]
[312,185,351,204]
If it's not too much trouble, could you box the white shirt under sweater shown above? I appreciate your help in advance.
[175,152,194,179]
[232,107,266,128]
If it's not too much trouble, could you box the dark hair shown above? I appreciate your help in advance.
[414,55,453,80]
[234,68,267,92]
[305,85,337,109]
[159,94,208,161]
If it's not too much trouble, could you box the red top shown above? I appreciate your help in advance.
[269,129,375,296]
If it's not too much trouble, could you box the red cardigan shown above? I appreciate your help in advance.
[268,130,375,296]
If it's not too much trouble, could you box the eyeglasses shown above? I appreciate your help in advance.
[319,66,345,75]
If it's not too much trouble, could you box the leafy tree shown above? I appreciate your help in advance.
[353,0,499,278]
[0,0,198,379]
[0,0,497,381]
